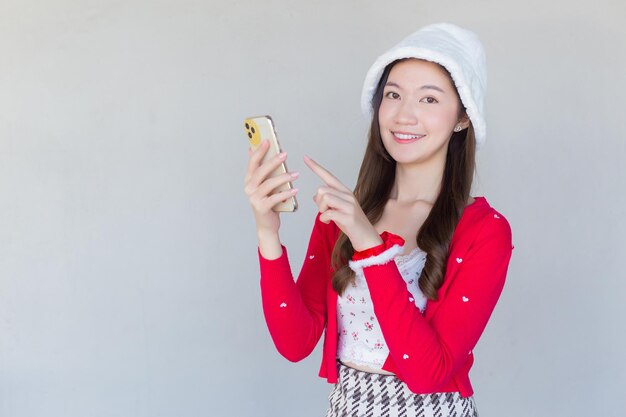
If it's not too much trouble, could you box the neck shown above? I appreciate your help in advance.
[389,153,446,205]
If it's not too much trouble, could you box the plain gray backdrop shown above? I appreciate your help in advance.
[1,1,625,416]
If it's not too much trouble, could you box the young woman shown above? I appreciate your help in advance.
[244,23,513,417]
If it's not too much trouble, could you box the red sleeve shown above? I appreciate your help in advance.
[362,213,513,393]
[258,214,336,362]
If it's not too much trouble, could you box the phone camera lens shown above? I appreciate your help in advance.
[245,123,250,129]
[251,127,256,134]
[248,132,252,139]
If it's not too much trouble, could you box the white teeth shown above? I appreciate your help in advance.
[394,132,422,140]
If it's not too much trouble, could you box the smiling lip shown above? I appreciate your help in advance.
[392,131,425,143]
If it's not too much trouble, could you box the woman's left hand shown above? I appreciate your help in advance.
[304,156,383,252]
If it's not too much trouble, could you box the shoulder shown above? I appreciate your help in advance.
[454,197,512,249]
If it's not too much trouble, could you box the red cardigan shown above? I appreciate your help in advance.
[258,196,513,397]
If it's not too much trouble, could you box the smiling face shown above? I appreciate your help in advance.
[378,59,469,167]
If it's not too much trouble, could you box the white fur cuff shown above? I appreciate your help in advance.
[348,244,404,272]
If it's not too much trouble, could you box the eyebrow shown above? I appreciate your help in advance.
[385,82,446,93]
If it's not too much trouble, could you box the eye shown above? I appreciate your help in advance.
[420,96,438,104]
[420,97,439,104]
[384,91,401,100]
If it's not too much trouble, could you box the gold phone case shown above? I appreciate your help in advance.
[244,115,298,212]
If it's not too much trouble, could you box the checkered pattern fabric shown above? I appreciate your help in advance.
[325,364,479,417]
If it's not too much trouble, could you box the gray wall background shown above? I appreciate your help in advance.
[1,1,625,416]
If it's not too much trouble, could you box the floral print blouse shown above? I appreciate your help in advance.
[337,247,428,369]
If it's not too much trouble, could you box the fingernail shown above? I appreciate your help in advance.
[278,152,287,160]
[291,188,298,193]
[291,172,300,178]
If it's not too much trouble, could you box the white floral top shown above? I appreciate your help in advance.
[337,247,428,369]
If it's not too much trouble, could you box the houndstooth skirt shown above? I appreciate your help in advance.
[325,363,479,417]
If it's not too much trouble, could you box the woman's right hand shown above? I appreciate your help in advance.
[244,139,299,237]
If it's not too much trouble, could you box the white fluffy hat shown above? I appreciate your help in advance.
[361,23,488,148]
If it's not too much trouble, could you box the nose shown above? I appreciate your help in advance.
[393,99,418,125]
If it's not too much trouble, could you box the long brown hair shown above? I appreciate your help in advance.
[331,59,476,300]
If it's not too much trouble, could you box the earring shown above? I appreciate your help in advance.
[454,125,463,132]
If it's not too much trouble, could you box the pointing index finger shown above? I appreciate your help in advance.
[304,155,349,192]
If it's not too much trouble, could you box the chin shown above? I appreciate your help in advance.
[387,151,423,165]
[394,156,427,166]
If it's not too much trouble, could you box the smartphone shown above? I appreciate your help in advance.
[244,115,298,212]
